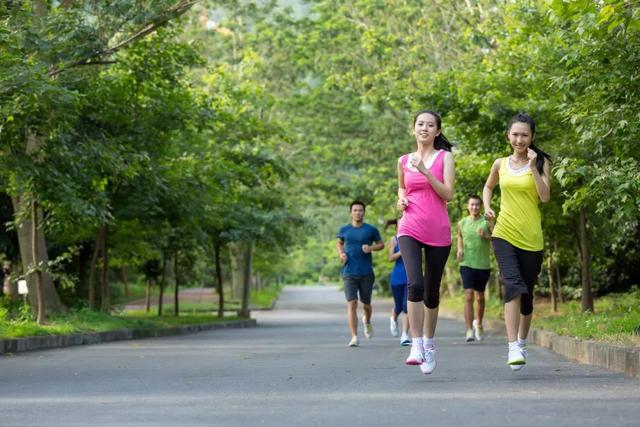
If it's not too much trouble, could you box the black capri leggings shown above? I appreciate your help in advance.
[397,236,451,308]
[492,237,543,316]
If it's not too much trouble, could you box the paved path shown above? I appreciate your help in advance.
[1,285,638,426]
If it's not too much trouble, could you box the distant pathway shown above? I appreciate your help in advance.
[1,285,638,426]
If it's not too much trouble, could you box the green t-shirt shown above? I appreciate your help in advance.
[458,216,491,270]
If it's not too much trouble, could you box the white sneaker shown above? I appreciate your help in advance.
[465,329,475,343]
[363,316,373,338]
[473,319,484,341]
[507,342,526,369]
[405,343,424,365]
[510,342,528,370]
[519,342,528,358]
[420,347,437,374]
[390,317,399,337]
[348,336,359,347]
[400,332,411,346]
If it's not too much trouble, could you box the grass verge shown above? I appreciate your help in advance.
[0,309,240,339]
[440,287,640,346]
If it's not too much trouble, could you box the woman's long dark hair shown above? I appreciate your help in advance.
[412,110,452,152]
[508,113,551,175]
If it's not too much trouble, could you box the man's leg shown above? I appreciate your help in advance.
[343,276,359,343]
[464,288,474,330]
[348,299,358,337]
[475,290,485,325]
[360,275,374,338]
[363,303,372,323]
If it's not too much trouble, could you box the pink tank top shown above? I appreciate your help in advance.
[397,150,451,246]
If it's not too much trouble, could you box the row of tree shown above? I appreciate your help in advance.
[1,1,638,322]
[0,1,304,323]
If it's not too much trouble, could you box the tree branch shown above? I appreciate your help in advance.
[48,0,198,77]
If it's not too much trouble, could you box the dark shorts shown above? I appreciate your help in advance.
[460,266,491,292]
[343,275,375,305]
[491,238,543,316]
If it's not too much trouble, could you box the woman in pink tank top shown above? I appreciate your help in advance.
[396,110,455,375]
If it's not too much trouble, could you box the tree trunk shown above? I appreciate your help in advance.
[555,265,564,304]
[145,278,153,313]
[31,201,46,324]
[99,226,109,312]
[3,261,18,298]
[578,208,594,312]
[88,236,100,310]
[214,243,224,318]
[546,250,557,313]
[554,241,564,304]
[11,194,65,315]
[239,241,253,318]
[120,267,130,298]
[174,251,179,317]
[158,251,167,316]
[229,241,247,301]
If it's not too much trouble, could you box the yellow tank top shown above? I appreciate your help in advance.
[492,157,543,251]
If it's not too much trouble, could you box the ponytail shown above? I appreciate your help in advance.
[529,143,551,175]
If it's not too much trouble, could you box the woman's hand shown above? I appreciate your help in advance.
[409,153,428,175]
[484,208,496,221]
[527,148,538,168]
[456,248,463,261]
[396,197,409,211]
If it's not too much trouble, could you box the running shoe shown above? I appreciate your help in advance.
[420,348,437,374]
[390,317,399,337]
[510,341,528,370]
[363,316,373,339]
[400,332,411,346]
[507,342,526,369]
[473,319,484,341]
[348,336,359,347]
[405,343,424,365]
[465,329,475,342]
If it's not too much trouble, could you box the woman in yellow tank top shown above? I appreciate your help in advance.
[482,113,551,371]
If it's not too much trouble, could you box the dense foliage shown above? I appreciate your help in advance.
[0,1,638,319]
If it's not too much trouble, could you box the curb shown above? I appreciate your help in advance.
[0,318,257,355]
[440,310,639,378]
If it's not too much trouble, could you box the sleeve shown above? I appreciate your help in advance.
[337,225,346,240]
[372,226,382,243]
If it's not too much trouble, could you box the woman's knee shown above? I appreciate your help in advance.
[520,294,534,315]
[408,285,424,302]
[425,293,440,309]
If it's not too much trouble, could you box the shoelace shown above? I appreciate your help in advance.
[423,348,436,362]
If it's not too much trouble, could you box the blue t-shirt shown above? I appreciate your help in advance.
[337,223,382,276]
[390,237,407,286]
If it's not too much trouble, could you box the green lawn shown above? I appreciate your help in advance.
[0,308,240,339]
[440,287,640,346]
[1,285,283,339]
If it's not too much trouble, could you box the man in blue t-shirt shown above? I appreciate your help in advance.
[336,200,384,347]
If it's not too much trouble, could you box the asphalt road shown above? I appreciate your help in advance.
[1,285,638,426]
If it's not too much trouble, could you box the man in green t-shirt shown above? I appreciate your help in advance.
[456,195,494,342]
